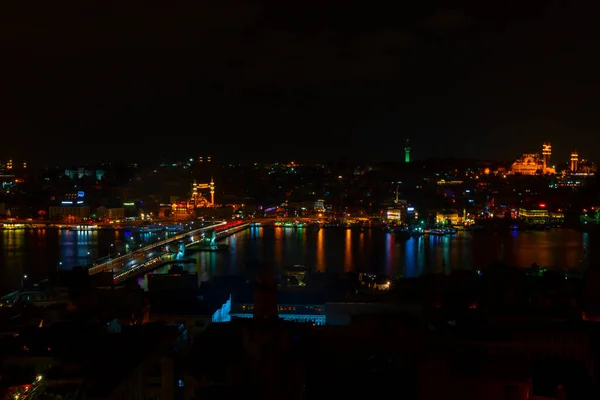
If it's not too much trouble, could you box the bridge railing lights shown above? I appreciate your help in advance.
[88,222,227,275]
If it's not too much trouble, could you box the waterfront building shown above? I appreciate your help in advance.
[49,192,90,222]
[386,207,406,223]
[435,211,461,226]
[518,207,564,225]
[518,208,549,224]
[229,289,326,325]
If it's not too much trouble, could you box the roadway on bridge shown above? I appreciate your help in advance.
[90,219,318,279]
[112,222,251,282]
[88,221,226,275]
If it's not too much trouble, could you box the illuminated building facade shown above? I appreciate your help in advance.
[511,142,598,176]
[404,139,410,163]
[171,201,194,220]
[518,207,564,225]
[386,208,404,223]
[191,178,215,207]
[169,178,217,220]
[48,191,90,221]
[511,153,541,175]
[519,208,549,223]
[511,142,556,175]
[314,200,325,212]
[435,212,461,226]
[229,303,326,325]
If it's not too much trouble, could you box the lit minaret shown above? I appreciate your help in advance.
[570,150,579,173]
[7,159,13,170]
[191,180,199,208]
[210,177,215,206]
[542,142,551,172]
[404,139,411,163]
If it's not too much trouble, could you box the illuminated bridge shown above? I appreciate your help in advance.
[111,221,251,282]
[88,221,230,275]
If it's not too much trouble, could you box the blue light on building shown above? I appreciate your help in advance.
[212,296,232,323]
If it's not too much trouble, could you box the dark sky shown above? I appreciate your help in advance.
[2,1,599,166]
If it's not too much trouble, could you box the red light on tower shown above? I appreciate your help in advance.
[539,203,546,208]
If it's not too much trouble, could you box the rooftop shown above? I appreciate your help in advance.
[150,290,228,316]
[232,288,326,305]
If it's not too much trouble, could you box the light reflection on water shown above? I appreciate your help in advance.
[344,228,353,272]
[316,228,325,272]
[0,229,170,293]
[1,226,597,292]
[142,227,596,283]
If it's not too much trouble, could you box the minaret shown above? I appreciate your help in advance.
[404,139,411,163]
[209,177,215,206]
[191,180,198,208]
[542,142,552,172]
[570,150,579,173]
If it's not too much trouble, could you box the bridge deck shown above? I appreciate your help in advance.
[112,222,251,282]
[88,222,226,275]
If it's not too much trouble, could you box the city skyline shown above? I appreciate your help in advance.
[2,2,600,399]
[0,138,597,169]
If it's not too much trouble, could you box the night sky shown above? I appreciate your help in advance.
[2,1,599,166]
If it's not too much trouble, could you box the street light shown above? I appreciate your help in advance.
[21,274,27,289]
[57,262,62,286]
[108,244,114,273]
